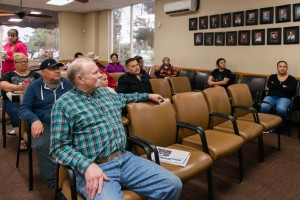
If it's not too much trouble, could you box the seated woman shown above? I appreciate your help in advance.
[106,53,125,73]
[207,58,232,88]
[261,60,298,129]
[157,57,178,78]
[0,53,40,150]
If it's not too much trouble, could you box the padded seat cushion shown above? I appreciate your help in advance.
[158,144,212,182]
[182,130,244,160]
[238,113,282,131]
[213,120,263,142]
[122,115,130,126]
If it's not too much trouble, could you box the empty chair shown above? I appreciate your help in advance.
[193,71,211,91]
[168,76,192,94]
[149,78,172,99]
[203,86,264,162]
[240,75,267,102]
[127,99,213,199]
[228,84,282,152]
[172,92,244,181]
[178,69,196,88]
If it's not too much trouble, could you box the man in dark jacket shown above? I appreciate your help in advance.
[18,58,73,189]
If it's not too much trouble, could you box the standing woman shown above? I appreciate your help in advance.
[1,29,28,75]
[106,53,126,73]
[0,53,40,150]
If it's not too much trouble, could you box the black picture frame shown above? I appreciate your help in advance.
[293,3,300,22]
[189,18,198,30]
[238,30,250,45]
[215,32,225,46]
[267,28,282,45]
[194,33,203,46]
[199,16,208,29]
[283,26,299,44]
[226,31,237,46]
[246,9,258,25]
[221,13,231,28]
[276,4,291,23]
[260,7,274,24]
[252,29,265,45]
[210,15,220,29]
[233,11,244,27]
[204,32,214,46]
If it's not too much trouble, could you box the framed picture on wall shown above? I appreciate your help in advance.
[252,29,265,45]
[276,4,291,23]
[194,33,203,46]
[204,32,214,46]
[215,32,225,46]
[232,11,244,27]
[260,7,274,24]
[267,28,282,45]
[238,30,250,45]
[189,18,198,30]
[226,31,237,46]
[293,3,300,22]
[210,15,220,29]
[221,13,231,28]
[199,16,208,29]
[246,9,258,25]
[283,26,299,44]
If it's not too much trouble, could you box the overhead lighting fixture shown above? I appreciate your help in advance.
[30,11,42,15]
[46,0,74,6]
[8,18,23,22]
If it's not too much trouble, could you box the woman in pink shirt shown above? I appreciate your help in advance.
[2,29,28,75]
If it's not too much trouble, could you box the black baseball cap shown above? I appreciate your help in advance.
[40,58,64,70]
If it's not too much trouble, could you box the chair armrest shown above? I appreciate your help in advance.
[231,104,260,123]
[63,165,78,200]
[176,121,209,154]
[129,135,160,165]
[209,112,240,136]
[126,137,152,161]
[291,95,300,110]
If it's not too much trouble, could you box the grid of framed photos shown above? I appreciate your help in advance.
[189,3,300,46]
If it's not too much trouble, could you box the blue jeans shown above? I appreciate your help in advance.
[261,96,292,119]
[75,152,182,200]
[5,100,20,127]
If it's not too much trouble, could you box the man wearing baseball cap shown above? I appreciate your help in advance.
[19,58,73,189]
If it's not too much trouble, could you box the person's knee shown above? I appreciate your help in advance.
[163,174,182,200]
[276,107,288,118]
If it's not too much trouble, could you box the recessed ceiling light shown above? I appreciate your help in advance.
[30,11,42,15]
[46,0,74,6]
[8,18,23,22]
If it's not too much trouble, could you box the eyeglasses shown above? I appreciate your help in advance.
[15,61,28,65]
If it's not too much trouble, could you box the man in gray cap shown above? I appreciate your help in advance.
[19,58,73,189]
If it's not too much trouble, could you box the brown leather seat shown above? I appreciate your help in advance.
[149,78,172,99]
[172,92,244,181]
[57,165,145,200]
[109,72,125,83]
[168,76,192,94]
[126,99,213,199]
[227,83,282,151]
[203,86,265,162]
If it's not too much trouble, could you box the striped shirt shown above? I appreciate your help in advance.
[50,87,148,174]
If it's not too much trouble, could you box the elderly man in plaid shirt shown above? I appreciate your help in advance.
[50,57,182,200]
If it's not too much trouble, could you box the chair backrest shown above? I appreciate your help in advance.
[149,79,172,99]
[126,99,177,155]
[143,66,151,74]
[172,92,209,143]
[203,86,232,127]
[178,70,196,87]
[228,73,239,86]
[110,72,125,83]
[240,75,267,101]
[168,77,192,94]
[193,71,211,91]
[227,84,254,117]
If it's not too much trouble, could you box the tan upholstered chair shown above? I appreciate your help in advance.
[203,86,264,162]
[227,83,282,151]
[172,92,244,181]
[168,76,192,94]
[149,78,172,99]
[109,72,125,83]
[126,99,213,200]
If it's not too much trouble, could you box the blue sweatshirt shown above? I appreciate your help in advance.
[19,77,73,125]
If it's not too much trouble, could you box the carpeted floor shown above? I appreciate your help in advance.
[0,124,299,200]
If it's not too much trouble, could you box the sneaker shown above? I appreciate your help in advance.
[7,129,16,135]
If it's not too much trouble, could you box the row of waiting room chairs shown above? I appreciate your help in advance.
[54,85,285,200]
